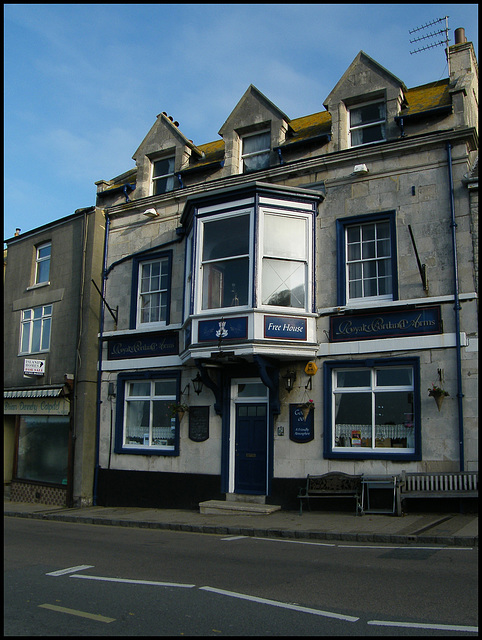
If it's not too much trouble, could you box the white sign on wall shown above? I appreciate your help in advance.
[24,359,45,376]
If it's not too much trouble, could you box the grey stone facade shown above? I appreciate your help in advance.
[4,208,105,506]
[94,38,478,509]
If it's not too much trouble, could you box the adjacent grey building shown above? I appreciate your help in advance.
[93,31,477,509]
[4,208,105,506]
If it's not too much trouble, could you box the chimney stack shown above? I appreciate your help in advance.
[454,28,466,45]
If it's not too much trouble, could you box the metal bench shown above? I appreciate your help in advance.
[298,472,363,516]
[399,471,478,512]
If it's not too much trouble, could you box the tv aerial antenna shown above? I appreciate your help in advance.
[409,16,451,73]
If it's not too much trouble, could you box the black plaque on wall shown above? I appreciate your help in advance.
[189,406,210,442]
[289,404,314,443]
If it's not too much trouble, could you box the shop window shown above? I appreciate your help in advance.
[336,212,398,306]
[115,372,180,455]
[20,305,52,354]
[16,416,70,485]
[349,101,386,147]
[130,252,172,329]
[152,156,175,195]
[241,131,270,172]
[35,242,51,284]
[323,358,421,460]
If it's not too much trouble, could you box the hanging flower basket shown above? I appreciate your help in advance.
[428,384,449,412]
[168,402,189,420]
[297,400,315,421]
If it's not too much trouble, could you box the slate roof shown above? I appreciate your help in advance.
[191,78,451,168]
[102,78,453,186]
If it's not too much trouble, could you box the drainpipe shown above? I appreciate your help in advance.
[93,210,110,505]
[446,142,464,471]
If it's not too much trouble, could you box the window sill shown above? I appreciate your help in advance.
[115,447,178,456]
[26,282,50,291]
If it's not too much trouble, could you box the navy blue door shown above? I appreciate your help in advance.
[235,403,268,494]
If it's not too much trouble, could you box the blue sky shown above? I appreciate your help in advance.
[4,4,478,243]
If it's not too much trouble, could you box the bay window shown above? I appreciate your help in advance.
[200,213,251,310]
[115,373,180,455]
[262,212,309,309]
[324,359,421,460]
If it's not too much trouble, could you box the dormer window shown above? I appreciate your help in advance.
[152,156,175,195]
[241,131,270,172]
[349,101,386,147]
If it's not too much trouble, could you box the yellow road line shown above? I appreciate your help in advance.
[38,603,115,623]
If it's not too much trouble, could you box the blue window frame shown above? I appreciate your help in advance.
[336,211,398,306]
[114,371,181,456]
[130,251,172,329]
[323,358,421,461]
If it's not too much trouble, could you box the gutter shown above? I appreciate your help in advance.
[446,141,465,472]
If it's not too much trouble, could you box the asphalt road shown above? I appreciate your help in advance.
[4,517,478,636]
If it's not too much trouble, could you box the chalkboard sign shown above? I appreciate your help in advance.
[189,406,210,442]
[289,404,314,443]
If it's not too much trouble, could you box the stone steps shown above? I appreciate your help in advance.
[199,499,281,515]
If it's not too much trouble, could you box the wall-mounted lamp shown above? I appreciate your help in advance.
[282,371,297,392]
[143,208,159,218]
[351,164,369,176]
[192,372,204,395]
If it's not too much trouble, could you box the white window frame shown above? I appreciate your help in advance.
[35,242,51,285]
[345,219,393,304]
[20,305,52,354]
[195,209,254,314]
[122,378,177,450]
[332,366,415,453]
[241,130,271,173]
[259,208,312,312]
[137,257,169,327]
[151,156,175,195]
[349,100,386,148]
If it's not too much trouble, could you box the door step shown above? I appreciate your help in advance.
[199,500,281,516]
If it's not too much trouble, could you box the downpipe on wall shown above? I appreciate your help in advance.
[446,142,465,472]
[93,210,110,505]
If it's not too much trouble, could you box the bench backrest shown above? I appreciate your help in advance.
[401,471,478,492]
[307,473,362,493]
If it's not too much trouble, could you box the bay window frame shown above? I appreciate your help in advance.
[258,207,313,312]
[194,208,254,314]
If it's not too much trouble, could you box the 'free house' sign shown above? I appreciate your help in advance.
[264,316,307,340]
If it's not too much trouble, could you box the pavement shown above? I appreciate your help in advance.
[4,498,478,547]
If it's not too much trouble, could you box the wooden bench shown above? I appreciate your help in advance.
[399,471,478,512]
[298,472,363,516]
